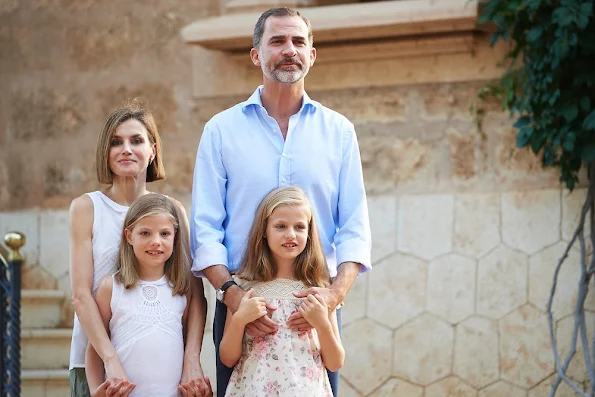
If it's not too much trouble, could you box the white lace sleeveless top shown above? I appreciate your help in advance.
[70,191,128,369]
[110,275,187,397]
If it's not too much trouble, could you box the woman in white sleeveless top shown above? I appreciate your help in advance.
[69,101,210,397]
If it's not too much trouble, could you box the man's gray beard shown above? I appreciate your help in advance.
[263,64,308,84]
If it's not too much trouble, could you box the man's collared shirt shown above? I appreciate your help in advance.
[190,86,371,277]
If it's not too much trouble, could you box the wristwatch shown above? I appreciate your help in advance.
[216,280,239,303]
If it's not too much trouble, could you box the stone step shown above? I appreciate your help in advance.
[21,328,71,370]
[22,289,66,329]
[21,369,69,397]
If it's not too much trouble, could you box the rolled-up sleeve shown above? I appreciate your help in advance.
[334,122,372,273]
[190,120,229,277]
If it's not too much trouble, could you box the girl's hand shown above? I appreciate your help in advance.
[298,294,331,330]
[234,289,268,326]
[179,375,213,397]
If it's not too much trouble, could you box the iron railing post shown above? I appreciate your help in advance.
[3,232,25,397]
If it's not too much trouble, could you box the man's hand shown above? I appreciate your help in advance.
[179,376,213,397]
[287,287,340,331]
[298,294,331,330]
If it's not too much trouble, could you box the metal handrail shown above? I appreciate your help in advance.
[1,232,25,397]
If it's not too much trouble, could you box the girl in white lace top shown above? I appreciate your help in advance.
[86,194,205,397]
[220,186,345,397]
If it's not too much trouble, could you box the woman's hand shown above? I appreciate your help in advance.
[234,289,268,327]
[298,294,331,330]
[179,376,213,397]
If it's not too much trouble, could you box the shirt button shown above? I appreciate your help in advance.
[282,178,287,183]
[282,153,286,157]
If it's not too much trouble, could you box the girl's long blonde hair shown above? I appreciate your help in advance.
[115,194,190,296]
[236,186,330,288]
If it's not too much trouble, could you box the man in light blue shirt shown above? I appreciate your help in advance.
[190,7,371,397]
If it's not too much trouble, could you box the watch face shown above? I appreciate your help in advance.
[216,289,223,302]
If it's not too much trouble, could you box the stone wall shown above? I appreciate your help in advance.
[1,1,592,396]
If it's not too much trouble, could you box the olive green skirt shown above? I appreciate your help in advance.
[69,367,91,397]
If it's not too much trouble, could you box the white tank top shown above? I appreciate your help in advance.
[110,275,186,397]
[69,191,128,369]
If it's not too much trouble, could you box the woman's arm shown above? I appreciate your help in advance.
[85,276,113,393]
[69,195,129,382]
[220,289,267,367]
[299,294,345,372]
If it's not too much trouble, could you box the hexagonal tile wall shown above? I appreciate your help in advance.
[555,311,594,383]
[501,189,561,255]
[454,317,499,389]
[426,253,476,324]
[392,314,454,386]
[367,252,427,329]
[478,381,526,397]
[425,376,477,397]
[397,193,454,260]
[453,193,500,258]
[369,378,423,397]
[342,318,392,395]
[477,245,528,319]
[528,374,586,397]
[368,195,398,263]
[500,305,554,388]
[342,272,368,326]
[529,242,581,320]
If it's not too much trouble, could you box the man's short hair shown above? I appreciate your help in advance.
[253,7,314,49]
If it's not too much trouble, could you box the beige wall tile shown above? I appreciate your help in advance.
[528,374,585,397]
[562,188,589,242]
[368,195,397,263]
[454,317,499,388]
[367,253,427,329]
[478,381,526,397]
[369,378,423,397]
[342,319,392,395]
[453,193,500,258]
[500,305,554,388]
[342,272,368,326]
[397,194,454,260]
[502,190,561,255]
[39,210,70,279]
[426,253,476,323]
[529,242,581,320]
[392,314,453,386]
[477,245,527,319]
[426,376,477,397]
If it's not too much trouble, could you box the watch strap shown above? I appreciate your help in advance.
[219,280,238,293]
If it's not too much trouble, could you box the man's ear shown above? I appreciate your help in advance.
[250,47,261,67]
[310,47,316,67]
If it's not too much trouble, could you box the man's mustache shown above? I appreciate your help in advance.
[275,58,304,69]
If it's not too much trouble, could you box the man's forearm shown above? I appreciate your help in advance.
[202,264,244,313]
[330,261,362,303]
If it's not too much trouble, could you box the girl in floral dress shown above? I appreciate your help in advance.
[220,186,344,397]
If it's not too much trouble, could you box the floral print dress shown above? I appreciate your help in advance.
[225,277,333,397]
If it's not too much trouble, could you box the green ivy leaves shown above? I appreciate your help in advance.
[479,0,595,190]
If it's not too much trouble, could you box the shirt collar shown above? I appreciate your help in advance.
[241,85,320,112]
